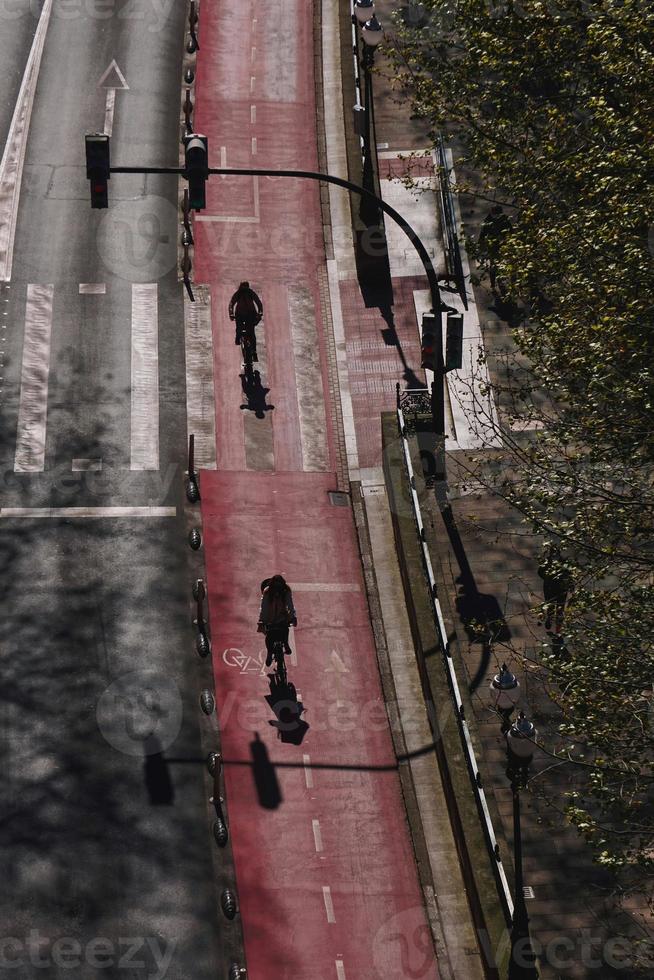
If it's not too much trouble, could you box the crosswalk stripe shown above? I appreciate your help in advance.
[184,286,217,469]
[14,283,53,472]
[130,283,159,470]
[288,284,329,472]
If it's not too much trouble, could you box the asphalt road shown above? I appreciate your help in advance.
[0,4,222,977]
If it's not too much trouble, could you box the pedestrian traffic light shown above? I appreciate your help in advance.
[183,134,209,210]
[445,312,464,372]
[420,312,439,372]
[85,133,110,209]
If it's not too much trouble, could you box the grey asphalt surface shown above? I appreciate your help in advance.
[0,4,224,978]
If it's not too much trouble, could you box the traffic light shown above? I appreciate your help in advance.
[85,133,110,209]
[420,312,439,372]
[445,312,464,372]
[183,134,209,210]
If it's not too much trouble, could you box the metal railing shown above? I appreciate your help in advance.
[396,402,514,926]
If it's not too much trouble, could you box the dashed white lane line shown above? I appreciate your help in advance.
[130,283,159,471]
[250,75,256,94]
[312,820,324,853]
[251,137,257,155]
[336,961,347,980]
[322,886,336,923]
[14,283,53,472]
[251,45,256,63]
[303,754,313,789]
[250,105,256,124]
[72,459,102,472]
[79,283,106,294]
[0,507,176,519]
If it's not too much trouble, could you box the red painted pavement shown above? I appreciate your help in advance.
[195,2,438,977]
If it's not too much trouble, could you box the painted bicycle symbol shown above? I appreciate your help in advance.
[222,647,267,675]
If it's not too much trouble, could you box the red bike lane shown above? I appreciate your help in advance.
[194,3,439,978]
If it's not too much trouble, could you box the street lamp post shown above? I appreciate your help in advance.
[506,711,540,980]
[490,662,520,733]
[354,9,383,225]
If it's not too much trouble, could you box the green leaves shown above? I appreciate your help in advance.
[390,0,654,881]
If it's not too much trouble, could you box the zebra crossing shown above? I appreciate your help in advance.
[4,280,332,480]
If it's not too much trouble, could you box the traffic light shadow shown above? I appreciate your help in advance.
[250,732,282,809]
[265,676,309,747]
[239,371,274,420]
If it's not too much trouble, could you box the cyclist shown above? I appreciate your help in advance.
[258,575,297,667]
[229,281,263,361]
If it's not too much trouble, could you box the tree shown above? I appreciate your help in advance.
[389,0,654,897]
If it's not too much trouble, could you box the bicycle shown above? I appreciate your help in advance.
[239,328,258,386]
[271,638,287,684]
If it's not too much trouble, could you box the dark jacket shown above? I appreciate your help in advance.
[229,287,263,324]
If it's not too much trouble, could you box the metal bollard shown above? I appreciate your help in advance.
[188,527,202,550]
[183,89,193,133]
[200,689,215,714]
[214,819,228,847]
[220,888,237,920]
[228,965,246,980]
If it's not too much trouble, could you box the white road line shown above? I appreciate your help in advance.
[312,820,324,853]
[251,137,257,155]
[250,105,256,124]
[196,176,260,224]
[250,75,256,94]
[292,582,361,593]
[72,459,102,472]
[336,961,347,980]
[322,886,336,923]
[130,284,159,470]
[0,507,176,519]
[303,754,314,788]
[220,145,227,178]
[79,283,106,294]
[184,287,217,468]
[0,0,54,281]
[103,88,116,136]
[251,45,256,63]
[14,284,54,472]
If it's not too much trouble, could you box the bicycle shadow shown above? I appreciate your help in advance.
[240,370,274,420]
[265,675,309,745]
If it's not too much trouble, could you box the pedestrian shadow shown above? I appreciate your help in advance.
[439,500,511,693]
[143,735,174,805]
[266,676,309,746]
[240,370,274,419]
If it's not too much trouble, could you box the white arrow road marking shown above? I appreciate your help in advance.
[97,59,129,90]
[0,0,54,282]
[325,651,350,673]
[104,89,116,136]
[336,962,347,980]
[98,60,129,137]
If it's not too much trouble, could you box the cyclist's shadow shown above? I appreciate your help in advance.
[266,675,309,745]
[240,370,274,420]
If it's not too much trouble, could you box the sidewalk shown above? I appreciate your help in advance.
[328,1,653,976]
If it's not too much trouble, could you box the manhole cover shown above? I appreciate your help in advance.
[328,491,350,507]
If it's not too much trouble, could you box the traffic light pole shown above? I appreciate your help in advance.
[109,162,453,478]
